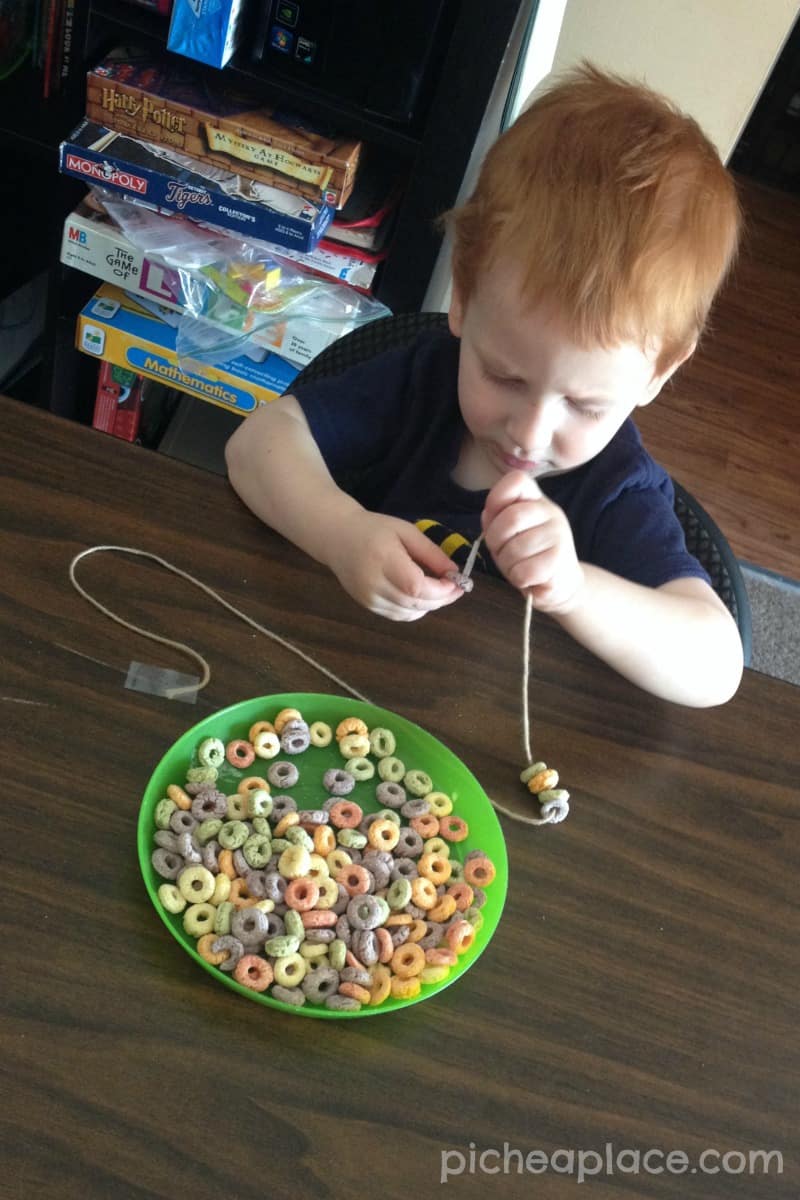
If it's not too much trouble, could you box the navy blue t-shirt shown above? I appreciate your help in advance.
[293,329,709,588]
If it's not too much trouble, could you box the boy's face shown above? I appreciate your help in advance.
[449,263,683,488]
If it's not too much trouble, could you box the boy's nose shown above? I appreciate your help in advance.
[509,397,557,456]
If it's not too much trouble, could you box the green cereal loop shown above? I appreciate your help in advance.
[271,837,291,854]
[538,788,570,805]
[213,901,234,935]
[187,765,218,784]
[218,820,250,850]
[264,934,301,958]
[373,896,390,924]
[375,809,401,827]
[309,721,333,747]
[182,902,216,937]
[423,836,450,858]
[196,817,223,844]
[377,756,405,782]
[285,826,314,851]
[344,756,375,781]
[387,877,412,910]
[197,737,225,768]
[252,816,271,837]
[246,788,273,818]
[464,905,484,931]
[226,794,248,820]
[300,941,329,960]
[154,797,177,829]
[369,727,396,758]
[520,762,547,784]
[448,860,465,882]
[404,769,433,797]
[284,909,304,940]
[158,883,186,914]
[243,834,272,869]
[329,939,347,971]
[337,828,367,850]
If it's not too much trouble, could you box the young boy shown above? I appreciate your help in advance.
[226,64,744,708]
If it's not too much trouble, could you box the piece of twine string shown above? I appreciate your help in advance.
[68,543,569,827]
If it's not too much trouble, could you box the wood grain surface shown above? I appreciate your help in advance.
[1,396,797,1199]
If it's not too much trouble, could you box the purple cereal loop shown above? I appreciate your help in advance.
[176,832,201,863]
[264,913,285,938]
[296,809,329,826]
[346,895,384,931]
[190,789,227,820]
[271,985,306,1007]
[280,718,309,736]
[325,994,361,1011]
[154,830,180,851]
[233,848,250,878]
[281,729,310,755]
[347,848,363,865]
[262,871,287,903]
[394,827,424,858]
[201,840,220,873]
[406,903,426,920]
[303,928,335,945]
[361,852,391,889]
[322,769,355,796]
[340,966,372,986]
[390,858,418,881]
[335,915,352,946]
[267,761,299,788]
[400,797,430,819]
[231,907,269,949]
[151,849,183,879]
[375,781,406,809]
[331,883,350,915]
[244,869,269,898]
[419,921,445,950]
[351,930,379,966]
[471,886,487,909]
[269,795,297,823]
[389,925,410,948]
[211,935,244,972]
[464,849,487,862]
[169,809,198,835]
[301,965,340,1003]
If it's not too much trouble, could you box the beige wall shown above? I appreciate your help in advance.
[551,0,799,161]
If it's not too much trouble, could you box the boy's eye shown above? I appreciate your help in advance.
[567,398,604,420]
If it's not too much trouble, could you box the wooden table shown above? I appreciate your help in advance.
[1,396,797,1199]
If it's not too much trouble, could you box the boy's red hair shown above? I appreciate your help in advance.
[448,63,742,373]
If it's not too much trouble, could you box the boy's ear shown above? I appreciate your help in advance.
[638,339,698,407]
[448,284,464,338]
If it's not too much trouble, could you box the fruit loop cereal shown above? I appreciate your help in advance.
[148,706,501,1015]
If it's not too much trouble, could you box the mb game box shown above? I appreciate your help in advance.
[86,47,361,209]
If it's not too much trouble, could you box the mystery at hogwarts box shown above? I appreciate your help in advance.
[86,48,362,209]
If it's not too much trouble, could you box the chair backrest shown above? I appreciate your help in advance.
[290,312,752,663]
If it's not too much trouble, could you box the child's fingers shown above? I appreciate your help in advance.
[384,552,463,609]
[399,523,463,580]
[482,470,543,529]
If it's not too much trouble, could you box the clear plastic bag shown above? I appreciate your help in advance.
[95,190,391,367]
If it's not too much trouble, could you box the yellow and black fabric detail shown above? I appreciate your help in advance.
[415,520,484,571]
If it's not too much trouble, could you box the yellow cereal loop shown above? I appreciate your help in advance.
[339,733,371,759]
[420,964,450,985]
[278,845,311,879]
[158,883,186,914]
[273,953,308,987]
[253,730,281,759]
[326,848,352,875]
[183,902,217,937]
[422,836,451,858]
[309,721,332,747]
[178,865,216,904]
[315,877,340,909]
[306,853,330,880]
[274,707,303,734]
[425,791,453,817]
[390,976,421,1000]
[211,873,232,905]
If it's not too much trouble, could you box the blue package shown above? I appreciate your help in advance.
[167,0,246,69]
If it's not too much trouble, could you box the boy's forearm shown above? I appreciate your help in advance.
[552,565,743,707]
[225,400,362,568]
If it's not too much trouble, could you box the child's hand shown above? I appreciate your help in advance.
[482,470,584,613]
[327,511,465,621]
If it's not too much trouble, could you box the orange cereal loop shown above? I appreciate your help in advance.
[167,784,192,811]
[527,767,559,795]
[374,926,394,964]
[369,964,392,1006]
[418,852,452,887]
[218,849,236,879]
[438,815,469,843]
[248,719,275,743]
[428,894,458,923]
[406,918,428,944]
[233,955,274,992]
[236,775,270,796]
[367,818,400,852]
[345,949,367,972]
[447,882,475,912]
[390,975,421,1000]
[273,707,303,735]
[313,825,336,856]
[425,946,457,966]
[301,909,338,928]
[196,933,228,965]
[273,811,300,838]
[445,919,476,956]
[463,855,496,887]
[385,913,413,926]
[410,813,440,839]
[335,716,368,741]
[284,877,320,912]
[391,941,426,978]
[336,864,370,897]
[328,800,363,830]
[339,981,371,1005]
[410,877,437,910]
[229,877,256,908]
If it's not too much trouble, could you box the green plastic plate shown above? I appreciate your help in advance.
[138,693,508,1017]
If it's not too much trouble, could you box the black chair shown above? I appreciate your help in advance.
[290,312,752,664]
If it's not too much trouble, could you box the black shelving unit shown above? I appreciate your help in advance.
[2,0,526,419]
